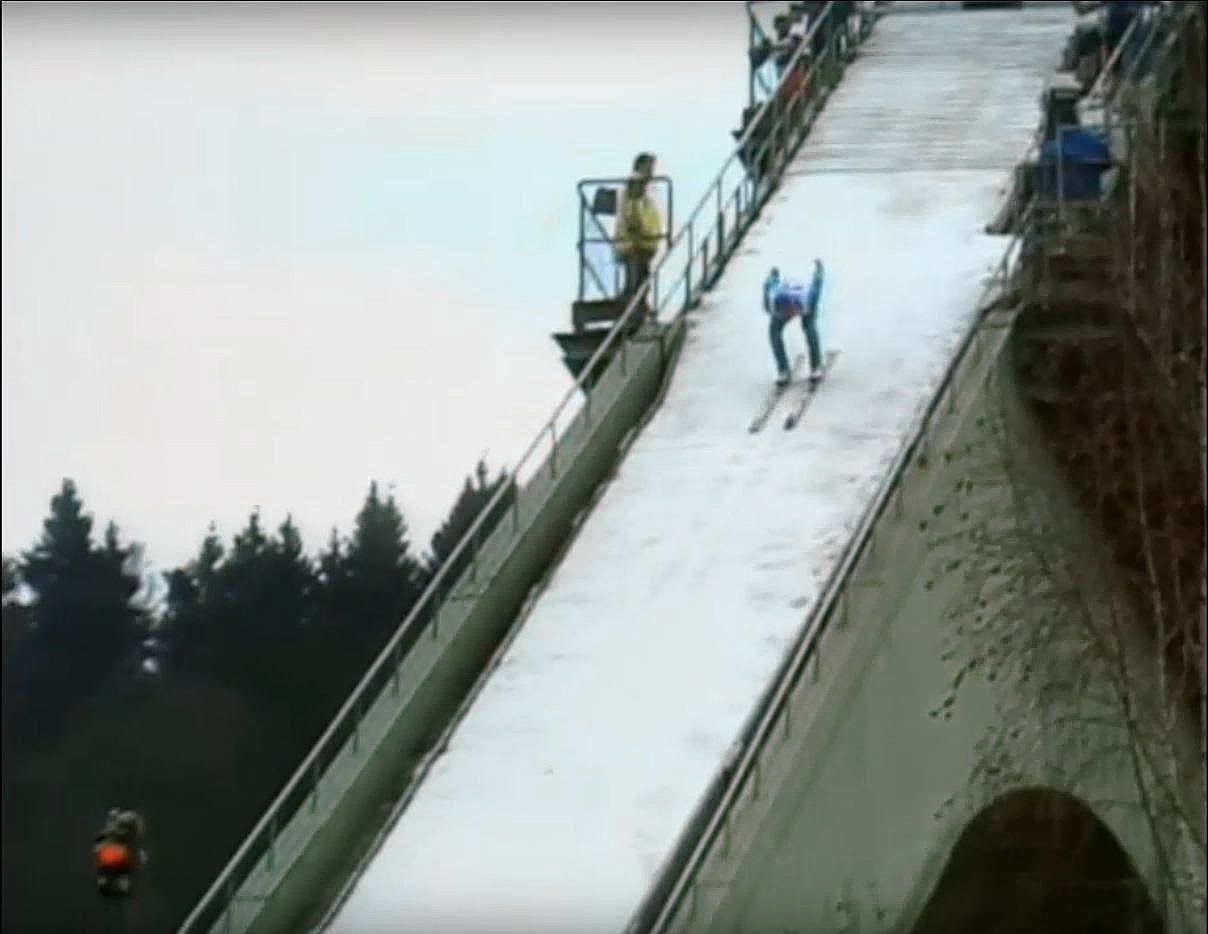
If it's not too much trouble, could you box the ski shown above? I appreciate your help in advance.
[784,350,839,430]
[748,353,806,434]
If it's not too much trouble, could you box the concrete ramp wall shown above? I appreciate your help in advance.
[646,304,1204,934]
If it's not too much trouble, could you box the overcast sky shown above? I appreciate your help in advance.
[2,1,749,573]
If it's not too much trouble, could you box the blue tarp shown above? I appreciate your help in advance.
[1036,128,1113,201]
[1039,129,1111,164]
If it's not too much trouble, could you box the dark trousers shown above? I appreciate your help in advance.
[621,251,653,308]
[769,310,822,376]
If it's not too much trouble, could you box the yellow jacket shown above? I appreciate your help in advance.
[615,190,663,257]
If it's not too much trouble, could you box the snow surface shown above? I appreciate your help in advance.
[327,9,1073,934]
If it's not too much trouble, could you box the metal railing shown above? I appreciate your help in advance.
[576,176,674,304]
[1103,3,1192,129]
[646,5,865,332]
[1004,5,1181,230]
[1040,3,1192,224]
[745,1,777,107]
[176,5,866,933]
[1081,2,1188,138]
[1015,13,1143,172]
[1085,9,1146,104]
[625,187,1039,934]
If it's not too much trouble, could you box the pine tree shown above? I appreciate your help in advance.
[425,459,517,587]
[14,480,148,743]
[2,556,18,599]
[20,479,93,600]
[2,556,35,759]
[164,511,317,703]
[265,515,315,638]
[317,528,348,596]
[312,527,350,638]
[298,527,355,718]
[324,483,422,688]
[163,524,225,680]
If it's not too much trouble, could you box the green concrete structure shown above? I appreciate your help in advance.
[641,299,1203,934]
[186,320,683,934]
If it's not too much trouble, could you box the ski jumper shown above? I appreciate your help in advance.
[765,262,824,377]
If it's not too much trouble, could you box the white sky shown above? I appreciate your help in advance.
[325,6,1072,933]
[2,1,748,570]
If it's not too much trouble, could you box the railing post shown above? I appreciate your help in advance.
[716,184,725,261]
[223,882,235,933]
[685,225,694,306]
[730,190,742,252]
[266,815,277,872]
[310,761,320,813]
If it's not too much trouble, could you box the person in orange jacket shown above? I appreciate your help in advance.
[94,808,146,897]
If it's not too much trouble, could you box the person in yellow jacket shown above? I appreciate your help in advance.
[614,152,664,310]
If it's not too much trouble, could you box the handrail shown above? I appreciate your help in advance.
[1046,3,1188,206]
[627,192,1038,934]
[1110,3,1187,101]
[177,5,857,933]
[580,203,616,300]
[576,175,675,304]
[1086,10,1145,104]
[646,5,858,330]
[1017,13,1142,169]
[1081,2,1183,124]
[745,0,778,107]
[1010,8,1170,228]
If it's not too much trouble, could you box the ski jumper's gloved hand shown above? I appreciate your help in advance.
[763,267,781,315]
[807,259,824,313]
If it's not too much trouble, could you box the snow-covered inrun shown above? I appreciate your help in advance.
[327,8,1073,934]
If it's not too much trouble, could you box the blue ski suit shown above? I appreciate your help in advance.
[764,261,824,376]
